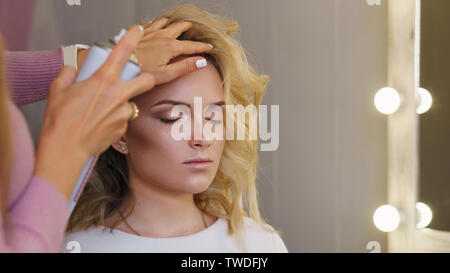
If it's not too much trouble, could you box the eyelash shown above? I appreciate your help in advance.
[159,118,180,124]
[159,118,222,124]
[206,118,222,124]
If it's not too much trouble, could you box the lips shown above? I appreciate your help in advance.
[183,156,213,164]
[183,156,213,169]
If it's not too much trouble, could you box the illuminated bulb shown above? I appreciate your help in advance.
[416,202,433,229]
[374,87,401,115]
[373,205,400,232]
[416,88,433,114]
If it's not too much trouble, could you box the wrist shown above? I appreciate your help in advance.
[76,49,89,69]
[62,44,90,70]
[34,135,90,200]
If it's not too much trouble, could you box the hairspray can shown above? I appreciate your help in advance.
[68,29,141,215]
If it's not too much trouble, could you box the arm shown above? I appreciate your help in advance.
[3,46,89,106]
[4,49,64,105]
[0,177,69,253]
[0,101,78,252]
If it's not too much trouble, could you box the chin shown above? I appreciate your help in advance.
[183,177,214,194]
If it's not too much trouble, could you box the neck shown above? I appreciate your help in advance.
[107,172,211,238]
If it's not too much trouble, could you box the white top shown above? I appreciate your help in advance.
[61,217,288,253]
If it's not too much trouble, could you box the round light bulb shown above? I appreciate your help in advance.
[373,205,400,232]
[416,88,433,114]
[374,87,401,115]
[416,202,433,229]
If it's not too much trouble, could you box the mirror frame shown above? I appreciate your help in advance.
[387,0,450,252]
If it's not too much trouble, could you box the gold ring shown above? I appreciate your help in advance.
[142,19,153,28]
[129,102,139,120]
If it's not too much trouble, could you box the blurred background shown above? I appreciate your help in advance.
[0,0,392,252]
[419,0,450,232]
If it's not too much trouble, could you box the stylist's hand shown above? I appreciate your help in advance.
[34,25,155,200]
[136,18,213,85]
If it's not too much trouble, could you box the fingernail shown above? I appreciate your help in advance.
[138,25,144,32]
[208,43,214,49]
[196,59,207,68]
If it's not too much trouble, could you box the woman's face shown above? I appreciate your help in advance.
[122,57,225,194]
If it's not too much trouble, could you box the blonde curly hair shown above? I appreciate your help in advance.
[67,4,279,250]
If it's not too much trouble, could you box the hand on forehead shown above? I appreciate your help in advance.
[133,55,223,109]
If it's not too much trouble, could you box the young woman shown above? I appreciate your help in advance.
[64,5,288,253]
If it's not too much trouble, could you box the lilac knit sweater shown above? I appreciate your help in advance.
[1,48,69,252]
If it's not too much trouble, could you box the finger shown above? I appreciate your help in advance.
[103,102,135,137]
[123,72,156,100]
[115,102,138,124]
[162,20,193,38]
[50,65,78,94]
[156,56,207,85]
[140,19,154,29]
[174,40,213,56]
[98,25,144,77]
[145,17,170,33]
[107,104,133,135]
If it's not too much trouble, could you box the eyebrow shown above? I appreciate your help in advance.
[151,99,225,107]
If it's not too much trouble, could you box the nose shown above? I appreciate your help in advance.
[188,138,212,149]
[188,112,212,149]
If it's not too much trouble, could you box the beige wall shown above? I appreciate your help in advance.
[21,0,389,252]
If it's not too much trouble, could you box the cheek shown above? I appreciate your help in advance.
[125,120,183,169]
[126,120,157,151]
[128,114,186,147]
[215,140,226,156]
[123,118,226,193]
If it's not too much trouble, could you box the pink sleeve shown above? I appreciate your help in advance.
[0,177,69,253]
[3,48,64,105]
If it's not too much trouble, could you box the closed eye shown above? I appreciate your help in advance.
[160,117,222,124]
[159,118,181,123]
[206,118,222,124]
